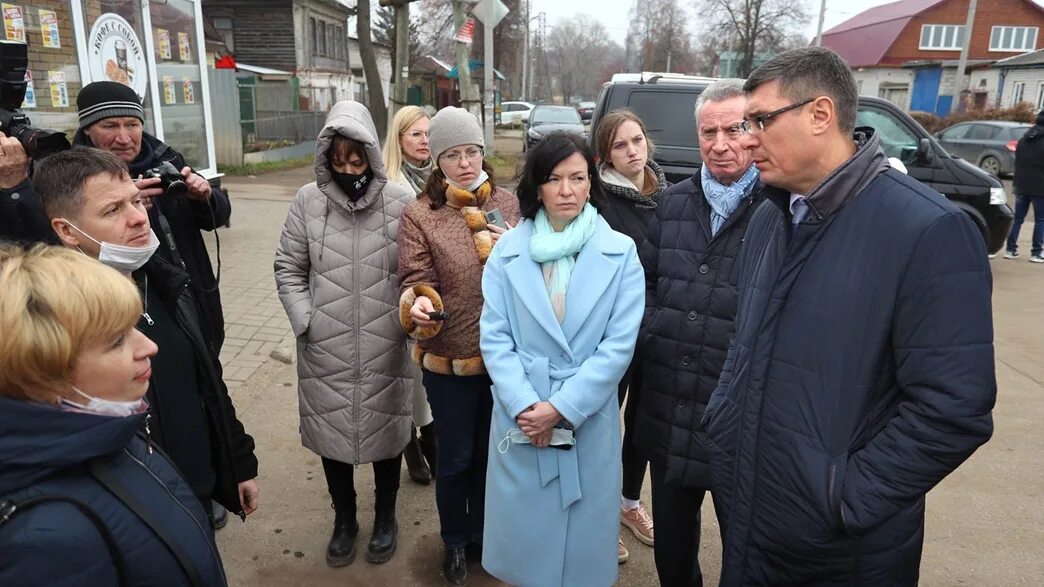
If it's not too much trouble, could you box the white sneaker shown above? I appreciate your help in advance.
[617,537,629,564]
[1004,250,1019,259]
[1030,254,1044,263]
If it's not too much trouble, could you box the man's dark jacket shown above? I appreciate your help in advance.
[0,178,59,245]
[1013,113,1044,198]
[0,396,228,585]
[704,130,996,586]
[74,130,230,354]
[136,255,257,518]
[635,172,762,489]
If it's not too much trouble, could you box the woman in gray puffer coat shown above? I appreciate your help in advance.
[274,101,414,568]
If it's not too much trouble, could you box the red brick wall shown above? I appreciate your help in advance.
[882,0,1044,65]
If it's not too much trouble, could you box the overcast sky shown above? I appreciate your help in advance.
[524,0,1043,45]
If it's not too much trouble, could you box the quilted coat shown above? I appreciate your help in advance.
[274,101,415,465]
[704,130,996,585]
[636,174,762,489]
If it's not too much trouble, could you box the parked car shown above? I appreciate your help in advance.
[591,73,1014,254]
[500,101,535,126]
[524,105,586,151]
[575,101,596,121]
[935,121,1031,177]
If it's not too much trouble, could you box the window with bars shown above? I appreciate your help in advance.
[919,24,966,50]
[989,26,1038,52]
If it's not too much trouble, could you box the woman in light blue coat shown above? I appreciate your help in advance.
[479,133,644,586]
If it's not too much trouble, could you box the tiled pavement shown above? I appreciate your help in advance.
[212,166,314,390]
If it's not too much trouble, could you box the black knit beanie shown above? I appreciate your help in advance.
[77,81,145,129]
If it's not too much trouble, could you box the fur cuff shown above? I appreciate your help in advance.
[399,284,444,340]
[412,346,486,376]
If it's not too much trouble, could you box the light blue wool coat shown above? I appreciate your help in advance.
[479,216,644,587]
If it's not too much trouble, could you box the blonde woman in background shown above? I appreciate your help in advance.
[383,105,439,486]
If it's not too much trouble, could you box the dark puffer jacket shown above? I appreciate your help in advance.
[0,179,59,246]
[1013,113,1044,198]
[705,130,995,585]
[0,396,227,586]
[635,173,762,488]
[73,130,230,355]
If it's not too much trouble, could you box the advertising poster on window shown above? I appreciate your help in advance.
[163,75,176,104]
[3,3,24,42]
[21,69,35,108]
[177,32,190,62]
[48,70,68,107]
[39,9,59,48]
[157,28,171,59]
[182,78,194,104]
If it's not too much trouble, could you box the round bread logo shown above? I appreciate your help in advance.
[87,13,148,98]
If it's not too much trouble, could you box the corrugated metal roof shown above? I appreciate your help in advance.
[995,48,1044,67]
[822,0,944,67]
[825,0,944,35]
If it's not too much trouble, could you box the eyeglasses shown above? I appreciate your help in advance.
[739,98,815,135]
[441,147,484,164]
[402,130,428,140]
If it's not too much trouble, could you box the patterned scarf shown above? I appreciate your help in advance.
[530,203,598,323]
[598,161,666,210]
[402,159,432,194]
[701,163,759,236]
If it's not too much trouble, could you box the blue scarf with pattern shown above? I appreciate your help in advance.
[701,163,759,236]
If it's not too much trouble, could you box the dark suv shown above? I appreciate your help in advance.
[591,73,1014,254]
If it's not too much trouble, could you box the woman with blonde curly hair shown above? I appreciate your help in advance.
[0,245,228,585]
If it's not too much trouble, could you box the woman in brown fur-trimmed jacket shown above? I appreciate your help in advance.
[396,106,520,585]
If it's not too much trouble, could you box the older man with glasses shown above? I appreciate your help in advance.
[704,47,996,585]
[635,78,762,587]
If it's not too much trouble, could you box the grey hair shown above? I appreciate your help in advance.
[694,78,747,123]
[743,47,858,134]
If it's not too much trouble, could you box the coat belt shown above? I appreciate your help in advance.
[519,351,582,510]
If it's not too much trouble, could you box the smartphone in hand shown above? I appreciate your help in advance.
[485,208,507,230]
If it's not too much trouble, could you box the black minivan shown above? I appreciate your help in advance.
[591,74,1014,254]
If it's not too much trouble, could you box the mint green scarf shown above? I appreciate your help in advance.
[530,203,598,323]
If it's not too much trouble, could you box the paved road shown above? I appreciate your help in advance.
[211,143,1044,585]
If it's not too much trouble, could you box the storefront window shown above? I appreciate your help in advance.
[79,0,156,136]
[6,0,82,136]
[148,0,207,170]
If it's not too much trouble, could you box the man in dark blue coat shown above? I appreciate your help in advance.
[704,47,996,586]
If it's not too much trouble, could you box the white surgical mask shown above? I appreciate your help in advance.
[60,387,149,418]
[498,427,576,453]
[447,169,489,193]
[63,221,160,273]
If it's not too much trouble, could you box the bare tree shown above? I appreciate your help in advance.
[695,0,810,77]
[626,0,697,73]
[415,0,456,60]
[356,0,388,136]
[546,16,623,102]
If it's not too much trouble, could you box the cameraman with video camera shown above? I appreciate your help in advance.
[73,81,230,360]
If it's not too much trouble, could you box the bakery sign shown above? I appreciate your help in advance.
[87,13,148,99]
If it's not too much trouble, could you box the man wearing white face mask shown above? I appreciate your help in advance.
[34,147,260,526]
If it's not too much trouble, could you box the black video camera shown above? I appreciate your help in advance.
[143,160,188,197]
[0,41,70,158]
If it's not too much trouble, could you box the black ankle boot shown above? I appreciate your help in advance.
[326,503,358,567]
[403,428,432,485]
[366,494,398,564]
[442,546,468,585]
[419,422,438,478]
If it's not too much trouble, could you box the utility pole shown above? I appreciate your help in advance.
[952,0,978,113]
[453,1,479,118]
[380,0,418,122]
[815,0,827,47]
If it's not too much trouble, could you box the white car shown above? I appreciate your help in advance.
[499,101,534,126]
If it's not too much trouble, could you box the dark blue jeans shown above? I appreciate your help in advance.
[1007,194,1044,256]
[422,370,493,549]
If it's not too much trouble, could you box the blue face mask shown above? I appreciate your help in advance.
[497,427,576,453]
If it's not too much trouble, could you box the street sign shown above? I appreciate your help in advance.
[472,0,509,28]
